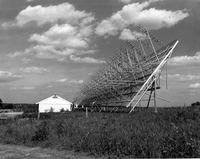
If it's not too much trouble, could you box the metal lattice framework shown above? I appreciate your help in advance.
[73,26,179,112]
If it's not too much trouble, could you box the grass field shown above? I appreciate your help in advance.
[0,107,200,158]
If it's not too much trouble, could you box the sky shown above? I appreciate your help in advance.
[0,0,199,107]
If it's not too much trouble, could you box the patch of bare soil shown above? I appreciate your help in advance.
[0,144,106,159]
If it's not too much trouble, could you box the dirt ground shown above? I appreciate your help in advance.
[0,144,107,159]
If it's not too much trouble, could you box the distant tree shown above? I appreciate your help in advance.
[0,99,3,109]
[49,107,54,112]
[71,103,75,111]
[60,108,65,113]
[191,101,200,107]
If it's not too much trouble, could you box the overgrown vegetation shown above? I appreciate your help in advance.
[0,107,200,158]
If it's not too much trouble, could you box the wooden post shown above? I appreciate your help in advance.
[166,61,168,90]
[38,111,40,120]
[37,104,40,120]
[154,81,157,113]
[147,84,154,109]
[86,107,88,118]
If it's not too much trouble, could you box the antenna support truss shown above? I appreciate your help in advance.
[73,25,179,113]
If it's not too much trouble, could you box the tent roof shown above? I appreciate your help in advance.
[36,93,72,105]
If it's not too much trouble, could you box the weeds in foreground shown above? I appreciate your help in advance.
[0,108,200,158]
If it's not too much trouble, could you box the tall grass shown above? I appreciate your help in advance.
[0,107,199,158]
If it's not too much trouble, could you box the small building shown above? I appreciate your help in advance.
[36,93,72,113]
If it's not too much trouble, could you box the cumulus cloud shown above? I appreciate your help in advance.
[95,0,189,37]
[168,52,200,66]
[22,57,31,63]
[10,86,35,90]
[57,79,68,83]
[29,24,91,48]
[6,3,103,64]
[20,67,51,74]
[188,83,200,89]
[2,2,95,28]
[119,29,146,40]
[8,51,26,57]
[57,78,83,84]
[70,55,105,64]
[9,45,101,63]
[118,0,132,4]
[69,79,84,84]
[0,71,23,83]
[43,78,83,94]
[95,15,125,37]
[22,87,35,90]
[30,45,75,59]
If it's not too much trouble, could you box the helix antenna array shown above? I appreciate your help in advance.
[138,25,165,47]
[73,25,178,113]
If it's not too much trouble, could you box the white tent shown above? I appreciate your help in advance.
[36,93,72,113]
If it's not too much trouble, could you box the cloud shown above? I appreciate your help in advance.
[10,86,35,90]
[188,83,200,89]
[69,55,105,64]
[28,45,75,60]
[2,2,95,28]
[6,2,101,64]
[118,0,132,4]
[9,45,101,63]
[95,0,189,37]
[20,67,51,74]
[119,29,146,40]
[69,80,84,84]
[57,79,68,83]
[22,57,31,63]
[8,51,26,57]
[26,0,35,2]
[163,74,200,82]
[168,52,200,66]
[8,23,100,62]
[22,87,35,90]
[95,15,125,37]
[57,78,83,84]
[0,71,23,83]
[29,24,91,49]
[42,78,83,95]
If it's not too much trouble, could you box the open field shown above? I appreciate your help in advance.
[0,107,200,158]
